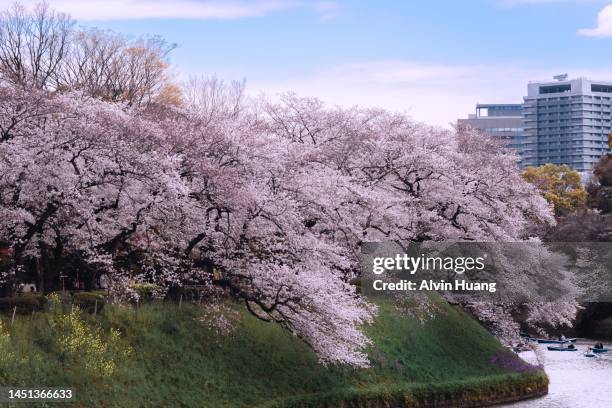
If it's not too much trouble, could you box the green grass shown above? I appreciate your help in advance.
[0,297,546,407]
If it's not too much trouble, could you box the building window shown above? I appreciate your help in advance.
[540,84,571,94]
[592,84,612,93]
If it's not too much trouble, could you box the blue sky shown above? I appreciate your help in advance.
[6,0,612,126]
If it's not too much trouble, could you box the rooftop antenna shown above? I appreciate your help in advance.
[553,73,568,82]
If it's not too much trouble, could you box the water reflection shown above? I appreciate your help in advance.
[506,340,612,407]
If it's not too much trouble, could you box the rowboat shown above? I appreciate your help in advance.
[592,347,608,353]
[547,346,577,351]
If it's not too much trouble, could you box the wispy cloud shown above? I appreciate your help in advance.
[579,4,612,37]
[0,0,336,21]
[249,60,612,127]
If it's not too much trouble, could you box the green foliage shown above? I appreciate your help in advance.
[54,309,131,377]
[0,294,45,313]
[73,292,105,313]
[0,320,17,366]
[0,299,545,407]
[0,303,132,389]
[523,164,588,216]
[264,372,548,407]
[45,292,62,312]
[131,283,162,301]
[588,154,612,213]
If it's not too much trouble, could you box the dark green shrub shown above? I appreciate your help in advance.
[0,294,45,313]
[131,283,161,302]
[73,292,105,314]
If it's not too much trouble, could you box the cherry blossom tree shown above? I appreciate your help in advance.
[0,77,579,365]
[0,84,187,292]
[258,94,576,343]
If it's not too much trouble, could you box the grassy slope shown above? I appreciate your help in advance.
[0,298,545,407]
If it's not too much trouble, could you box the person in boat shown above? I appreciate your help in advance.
[560,335,567,342]
[595,343,604,349]
[567,343,575,350]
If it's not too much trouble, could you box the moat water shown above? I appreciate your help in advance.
[505,339,612,408]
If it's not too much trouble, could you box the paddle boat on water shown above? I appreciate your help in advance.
[585,350,597,358]
[592,343,608,353]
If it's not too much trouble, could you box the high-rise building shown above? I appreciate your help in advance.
[459,77,612,175]
[457,103,527,166]
[523,77,612,174]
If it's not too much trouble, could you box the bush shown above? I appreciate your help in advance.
[131,283,161,302]
[0,294,45,313]
[73,292,105,314]
[54,308,132,377]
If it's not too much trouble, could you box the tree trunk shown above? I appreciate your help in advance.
[36,256,44,293]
